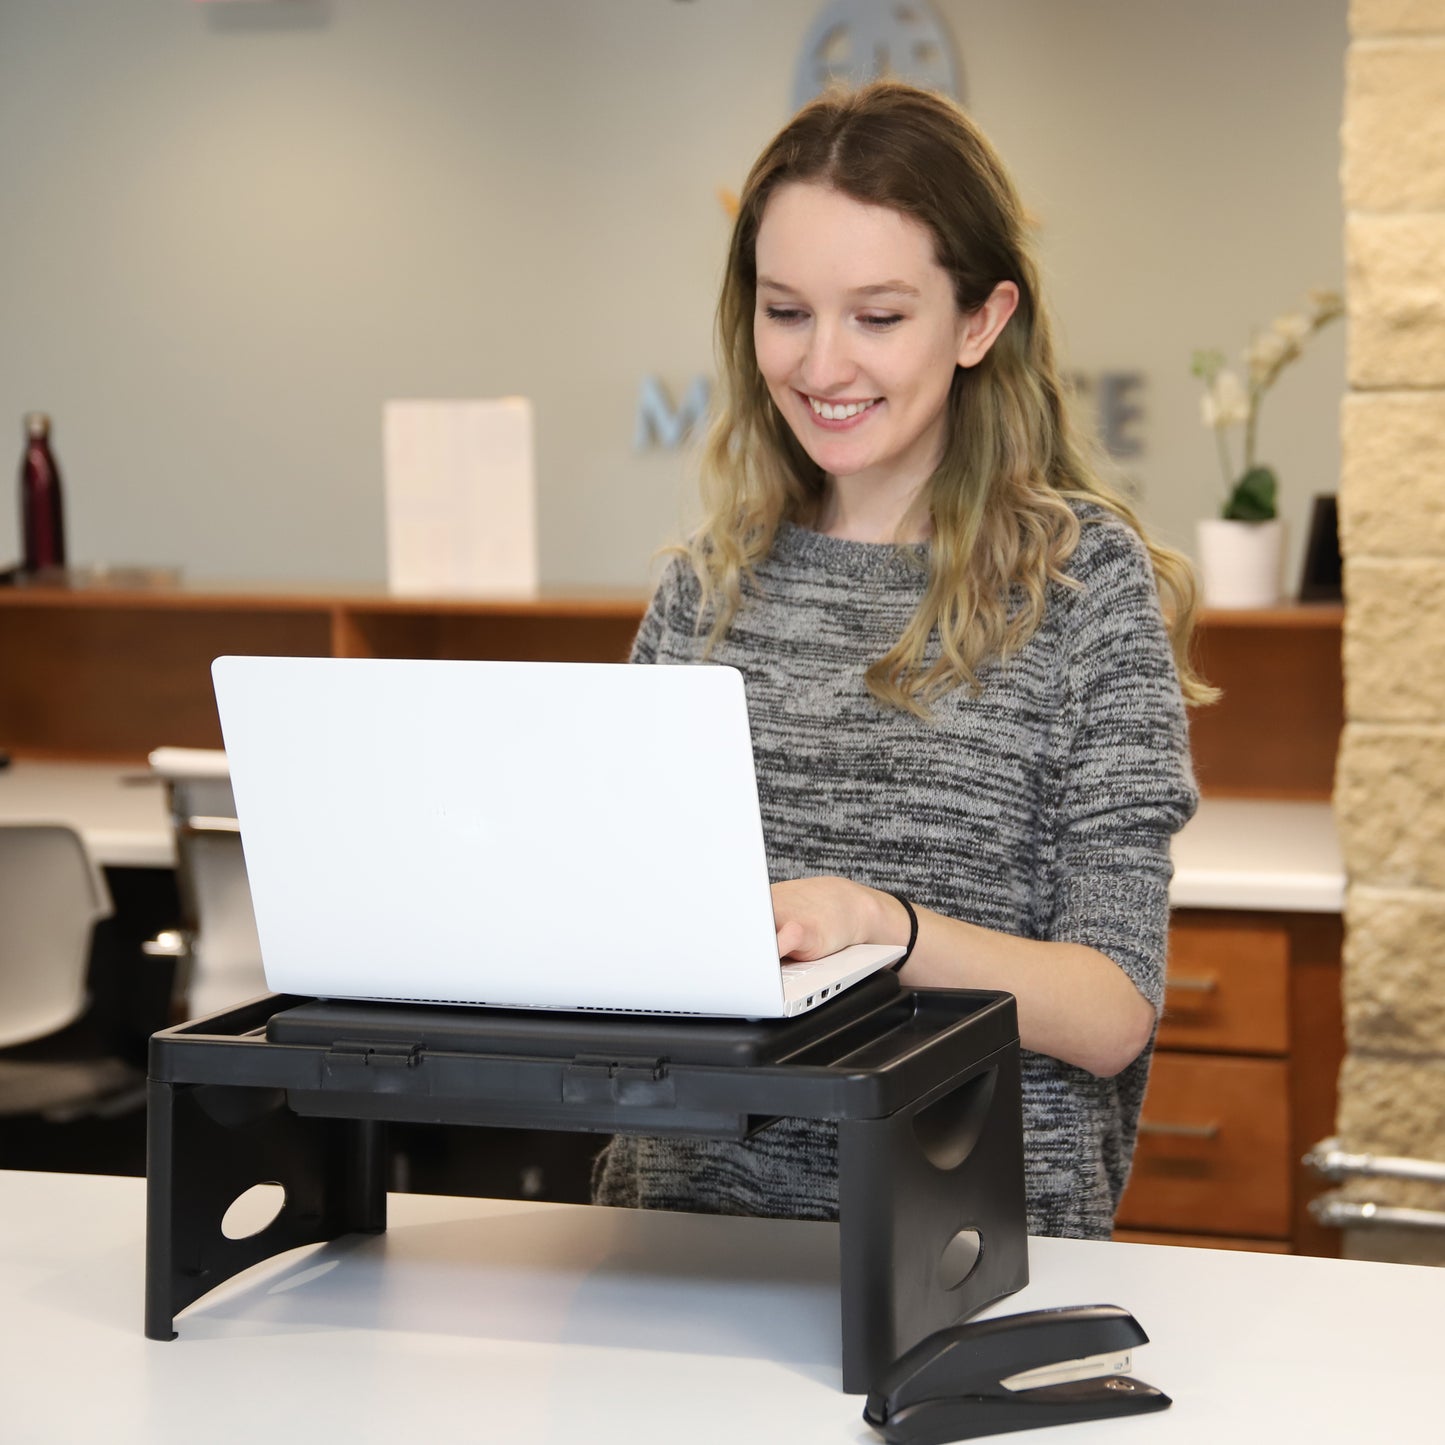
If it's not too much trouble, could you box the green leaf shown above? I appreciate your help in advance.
[1222,466,1278,521]
[1191,348,1225,381]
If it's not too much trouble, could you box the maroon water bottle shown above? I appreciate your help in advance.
[20,412,66,573]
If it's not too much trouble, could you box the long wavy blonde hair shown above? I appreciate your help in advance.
[688,81,1214,713]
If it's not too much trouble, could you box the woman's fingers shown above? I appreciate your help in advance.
[774,919,811,960]
[775,921,830,961]
[771,876,864,960]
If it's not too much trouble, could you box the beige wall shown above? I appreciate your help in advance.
[0,0,1345,587]
[1335,0,1445,1263]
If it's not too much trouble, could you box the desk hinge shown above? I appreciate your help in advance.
[563,1054,673,1107]
[325,1039,422,1069]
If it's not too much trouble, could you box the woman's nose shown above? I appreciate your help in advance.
[798,324,854,394]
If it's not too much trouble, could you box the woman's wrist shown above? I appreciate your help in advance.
[864,885,916,951]
[881,891,919,970]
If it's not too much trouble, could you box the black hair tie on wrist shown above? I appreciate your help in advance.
[884,891,918,971]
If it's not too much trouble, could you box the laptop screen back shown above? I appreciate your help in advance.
[211,656,786,1016]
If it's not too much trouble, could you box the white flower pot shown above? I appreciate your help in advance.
[1196,518,1285,609]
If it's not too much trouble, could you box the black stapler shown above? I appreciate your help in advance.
[863,1304,1171,1443]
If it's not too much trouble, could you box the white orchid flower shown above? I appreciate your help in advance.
[1201,367,1250,428]
[1194,287,1342,513]
[1271,312,1312,345]
[1246,329,1295,383]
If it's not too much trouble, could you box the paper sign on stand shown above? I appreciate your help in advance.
[383,398,538,596]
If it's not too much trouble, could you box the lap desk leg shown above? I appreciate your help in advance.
[838,1041,1028,1390]
[145,1078,386,1341]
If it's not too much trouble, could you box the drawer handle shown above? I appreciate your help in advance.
[1165,974,1218,995]
[1138,1120,1220,1140]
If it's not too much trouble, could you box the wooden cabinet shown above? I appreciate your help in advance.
[1185,605,1343,801]
[1116,909,1345,1255]
[1114,606,1346,1257]
[0,582,648,760]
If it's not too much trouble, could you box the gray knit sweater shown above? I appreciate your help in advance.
[592,510,1197,1238]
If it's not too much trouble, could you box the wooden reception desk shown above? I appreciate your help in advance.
[0,579,1343,790]
[0,580,648,760]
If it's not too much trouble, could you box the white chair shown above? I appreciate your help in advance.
[0,823,143,1119]
[0,824,112,1048]
[146,748,267,1018]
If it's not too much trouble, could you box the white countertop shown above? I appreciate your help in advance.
[0,760,1346,912]
[2,1169,1439,1444]
[0,759,173,868]
[1170,797,1344,912]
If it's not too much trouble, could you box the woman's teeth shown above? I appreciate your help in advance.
[809,396,879,421]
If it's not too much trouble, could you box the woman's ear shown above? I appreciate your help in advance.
[956,281,1020,368]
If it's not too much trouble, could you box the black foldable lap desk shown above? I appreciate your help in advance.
[145,973,1029,1391]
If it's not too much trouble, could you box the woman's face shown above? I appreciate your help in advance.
[752,182,969,500]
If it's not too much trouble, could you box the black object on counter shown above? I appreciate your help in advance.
[863,1303,1171,1443]
[1299,493,1343,602]
[19,412,67,573]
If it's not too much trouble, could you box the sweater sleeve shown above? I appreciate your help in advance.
[1047,520,1198,1010]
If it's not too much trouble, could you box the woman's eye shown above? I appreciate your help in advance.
[763,305,807,324]
[861,313,904,330]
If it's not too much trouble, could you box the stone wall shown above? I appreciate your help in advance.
[1335,0,1445,1263]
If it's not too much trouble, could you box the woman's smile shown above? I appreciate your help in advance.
[799,392,884,427]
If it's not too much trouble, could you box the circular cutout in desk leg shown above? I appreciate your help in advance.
[221,1181,287,1240]
[938,1228,983,1290]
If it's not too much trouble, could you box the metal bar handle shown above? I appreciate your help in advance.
[1304,1137,1445,1186]
[1310,1198,1445,1233]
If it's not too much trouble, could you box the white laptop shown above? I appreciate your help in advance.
[210,656,902,1018]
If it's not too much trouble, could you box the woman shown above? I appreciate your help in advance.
[592,81,1207,1239]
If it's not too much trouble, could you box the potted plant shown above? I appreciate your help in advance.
[1192,288,1343,607]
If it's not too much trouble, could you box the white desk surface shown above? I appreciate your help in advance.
[0,761,1347,913]
[0,759,173,868]
[2,1170,1439,1444]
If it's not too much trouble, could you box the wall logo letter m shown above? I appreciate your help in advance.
[634,375,711,450]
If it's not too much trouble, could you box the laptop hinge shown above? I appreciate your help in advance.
[563,1054,674,1107]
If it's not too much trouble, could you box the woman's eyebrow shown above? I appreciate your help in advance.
[756,275,921,299]
[855,280,922,298]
